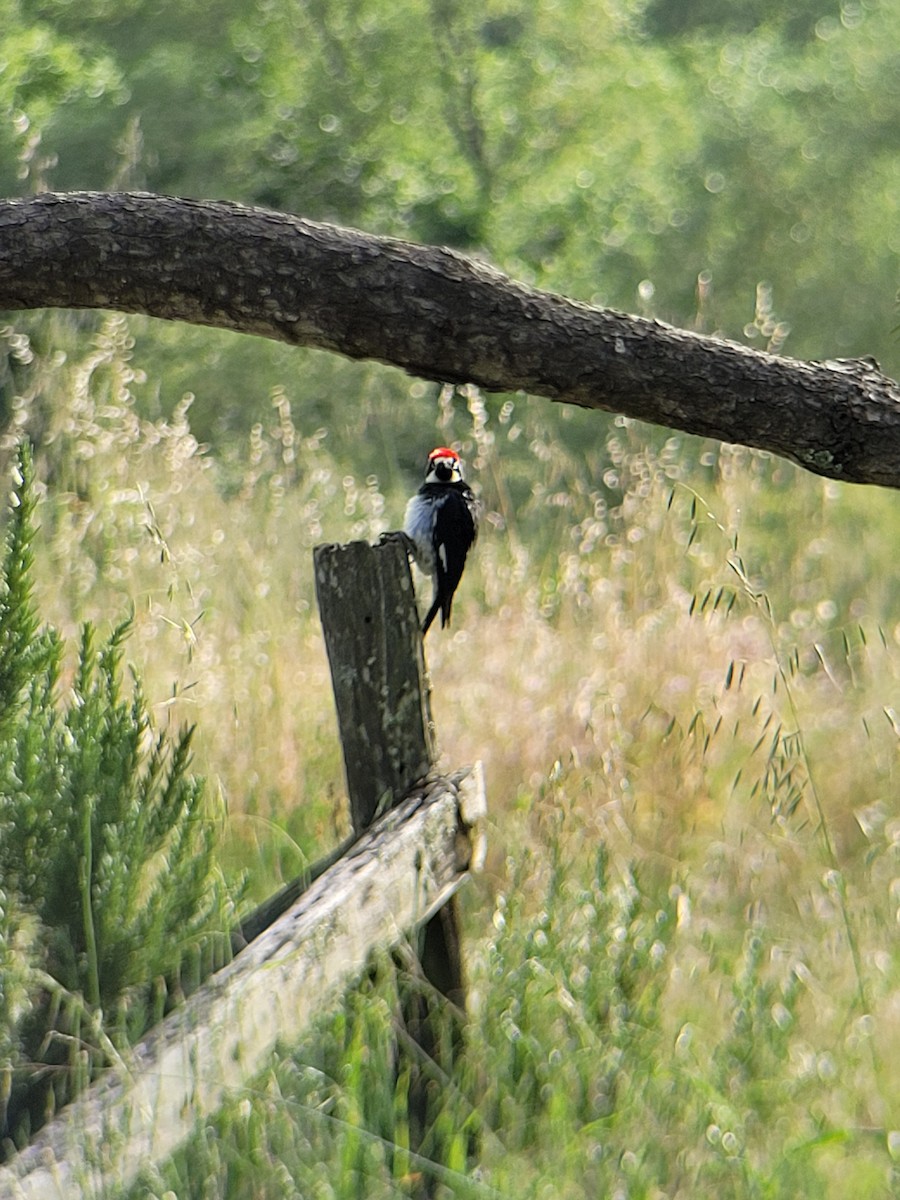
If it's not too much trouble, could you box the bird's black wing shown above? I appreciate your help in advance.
[432,486,477,627]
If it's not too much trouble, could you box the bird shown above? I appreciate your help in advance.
[403,446,479,636]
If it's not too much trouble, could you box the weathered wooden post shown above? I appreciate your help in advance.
[314,536,471,1169]
[314,538,434,829]
[313,537,467,995]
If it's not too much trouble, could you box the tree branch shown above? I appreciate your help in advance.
[2,191,899,487]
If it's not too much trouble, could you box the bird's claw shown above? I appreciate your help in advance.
[379,530,416,556]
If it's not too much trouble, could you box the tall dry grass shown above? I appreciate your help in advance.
[6,309,900,1192]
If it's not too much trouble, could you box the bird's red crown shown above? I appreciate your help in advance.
[428,446,459,462]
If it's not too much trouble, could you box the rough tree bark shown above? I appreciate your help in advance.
[1,191,900,487]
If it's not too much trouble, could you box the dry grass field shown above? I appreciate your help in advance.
[6,311,900,1196]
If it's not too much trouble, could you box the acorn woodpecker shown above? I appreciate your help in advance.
[403,446,479,635]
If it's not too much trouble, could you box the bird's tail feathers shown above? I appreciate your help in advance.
[422,597,441,636]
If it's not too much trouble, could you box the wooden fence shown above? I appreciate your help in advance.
[0,539,486,1200]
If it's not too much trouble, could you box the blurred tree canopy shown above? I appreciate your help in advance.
[2,0,898,443]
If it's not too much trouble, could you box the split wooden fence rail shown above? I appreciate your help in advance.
[0,539,487,1200]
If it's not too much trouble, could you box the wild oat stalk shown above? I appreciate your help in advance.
[676,481,877,1092]
[725,536,869,1017]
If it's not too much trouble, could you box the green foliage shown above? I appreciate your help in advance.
[0,443,230,1150]
[0,443,56,736]
[0,1,124,194]
[473,839,675,1171]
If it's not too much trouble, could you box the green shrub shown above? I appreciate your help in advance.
[0,443,231,1154]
